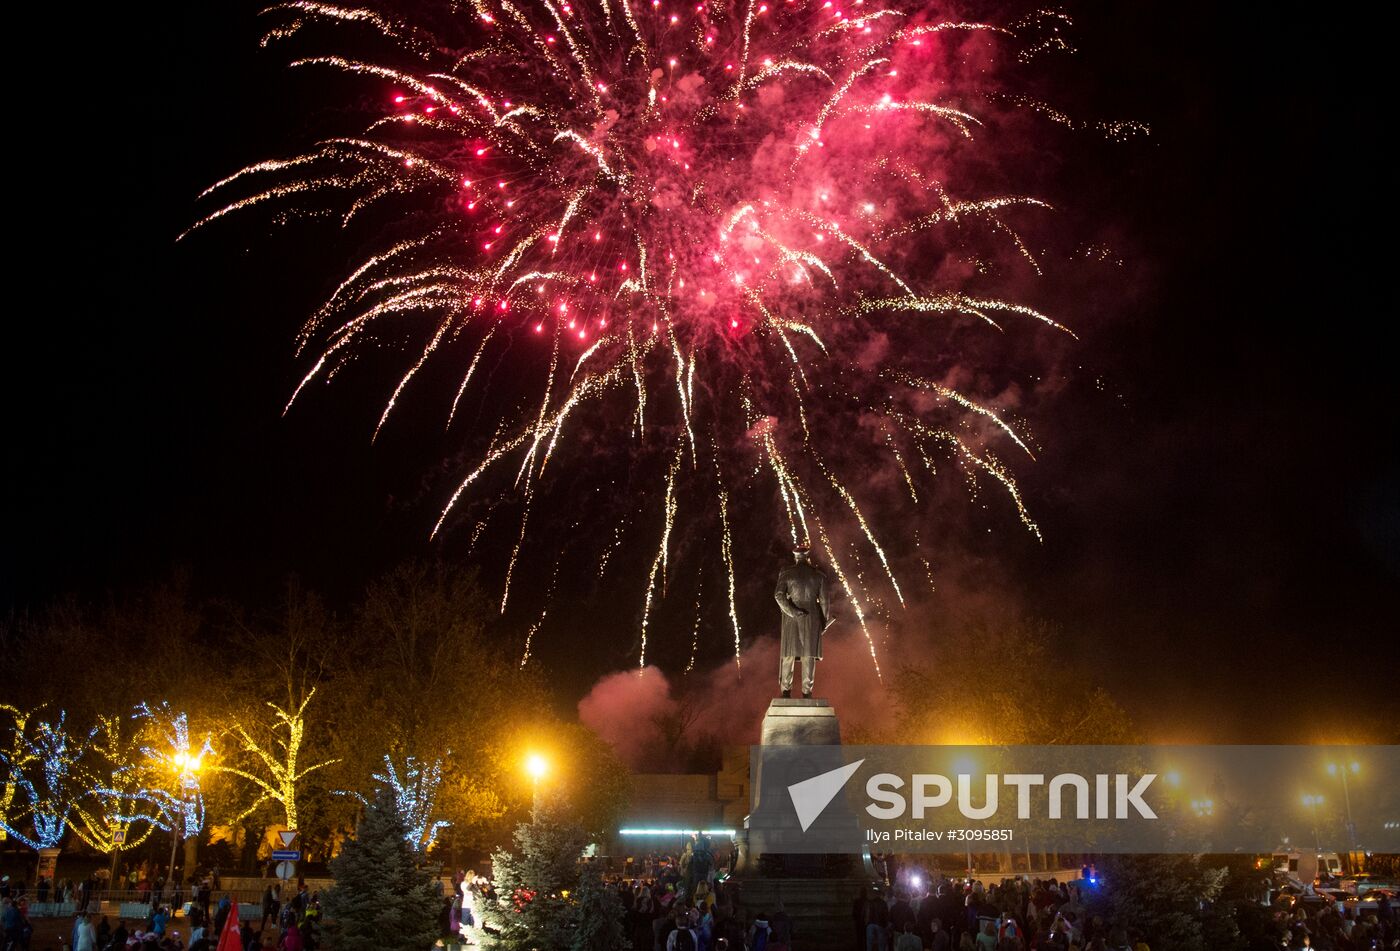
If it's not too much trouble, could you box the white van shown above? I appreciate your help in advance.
[1272,850,1344,885]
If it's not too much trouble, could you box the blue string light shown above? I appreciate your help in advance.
[0,712,81,850]
[352,755,450,850]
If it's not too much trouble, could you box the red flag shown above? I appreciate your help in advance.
[216,901,242,951]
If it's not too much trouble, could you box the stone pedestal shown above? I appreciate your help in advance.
[750,699,843,823]
[735,698,875,951]
[760,698,842,745]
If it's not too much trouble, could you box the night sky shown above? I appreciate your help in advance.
[6,1,1395,740]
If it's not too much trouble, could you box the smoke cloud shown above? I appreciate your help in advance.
[578,630,899,771]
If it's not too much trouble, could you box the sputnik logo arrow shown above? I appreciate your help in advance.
[787,758,864,832]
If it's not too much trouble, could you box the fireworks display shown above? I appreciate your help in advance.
[191,0,1142,673]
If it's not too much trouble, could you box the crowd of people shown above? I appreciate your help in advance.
[1267,890,1397,950]
[0,872,322,951]
[885,872,1398,951]
[0,867,233,917]
[854,876,1138,951]
[613,876,780,951]
[575,844,1400,951]
[7,852,1398,951]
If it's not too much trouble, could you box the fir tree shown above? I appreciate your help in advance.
[324,787,442,951]
[1086,853,1232,951]
[570,863,629,951]
[481,799,589,951]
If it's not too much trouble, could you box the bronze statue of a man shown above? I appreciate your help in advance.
[774,544,831,698]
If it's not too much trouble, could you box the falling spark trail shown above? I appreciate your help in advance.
[717,480,743,668]
[639,445,683,669]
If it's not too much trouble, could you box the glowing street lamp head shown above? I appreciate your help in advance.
[171,750,205,775]
[526,753,548,781]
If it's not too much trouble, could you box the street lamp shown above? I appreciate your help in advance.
[526,753,549,809]
[165,750,204,893]
[951,755,978,877]
[1325,761,1359,851]
[1302,795,1324,853]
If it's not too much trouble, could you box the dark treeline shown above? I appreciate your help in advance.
[0,562,629,874]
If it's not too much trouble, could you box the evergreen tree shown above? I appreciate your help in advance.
[324,787,441,951]
[570,863,629,951]
[1086,853,1232,951]
[481,799,589,951]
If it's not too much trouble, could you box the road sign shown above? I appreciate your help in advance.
[277,830,298,847]
[271,850,301,861]
[113,830,126,844]
[275,861,295,880]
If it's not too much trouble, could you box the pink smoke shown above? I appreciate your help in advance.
[578,629,900,770]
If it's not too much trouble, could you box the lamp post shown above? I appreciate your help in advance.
[1302,795,1324,853]
[165,750,204,893]
[526,753,548,811]
[1326,761,1359,851]
[951,756,977,878]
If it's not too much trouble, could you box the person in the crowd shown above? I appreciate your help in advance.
[854,888,871,951]
[894,920,922,951]
[890,893,915,936]
[696,900,715,951]
[73,912,98,951]
[260,885,279,933]
[666,910,697,951]
[654,902,677,951]
[749,911,772,951]
[866,890,890,951]
[277,922,303,951]
[214,896,231,939]
[768,902,792,951]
